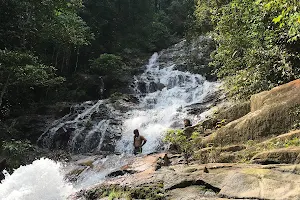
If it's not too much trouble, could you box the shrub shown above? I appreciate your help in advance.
[90,54,126,78]
[1,139,34,170]
[164,129,200,165]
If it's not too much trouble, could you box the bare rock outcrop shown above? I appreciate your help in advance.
[203,79,300,146]
[76,154,300,200]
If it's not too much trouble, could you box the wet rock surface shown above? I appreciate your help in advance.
[38,100,124,153]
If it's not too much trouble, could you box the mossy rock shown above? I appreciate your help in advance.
[251,147,300,164]
[203,80,300,147]
[79,183,166,200]
[215,101,250,124]
[79,160,94,168]
[195,101,250,135]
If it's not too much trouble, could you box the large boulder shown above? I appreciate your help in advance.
[215,101,250,124]
[203,79,300,146]
[219,167,300,199]
[251,147,300,164]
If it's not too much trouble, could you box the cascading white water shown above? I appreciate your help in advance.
[116,52,218,154]
[0,158,75,200]
[0,38,219,199]
[38,100,122,153]
[73,154,131,189]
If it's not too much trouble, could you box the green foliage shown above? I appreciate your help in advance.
[0,50,65,86]
[108,190,123,200]
[1,140,34,170]
[84,184,165,200]
[238,136,300,163]
[258,0,300,42]
[2,140,33,156]
[289,104,300,130]
[215,119,226,129]
[0,50,65,110]
[194,0,300,100]
[0,0,93,72]
[164,129,200,164]
[82,0,193,53]
[90,54,126,77]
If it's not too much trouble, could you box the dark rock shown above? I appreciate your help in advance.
[0,158,7,181]
[106,170,136,178]
[204,166,209,173]
[149,81,158,93]
[186,104,208,115]
[54,102,73,118]
[123,95,139,104]
[201,118,218,130]
[34,102,73,118]
[51,127,75,150]
[147,82,165,93]
[156,83,165,91]
[137,81,147,93]
[221,145,246,152]
[156,154,171,170]
[12,115,52,142]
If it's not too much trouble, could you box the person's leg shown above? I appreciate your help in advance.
[138,147,142,154]
[133,148,137,155]
[133,147,142,155]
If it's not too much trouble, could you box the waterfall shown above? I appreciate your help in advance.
[38,100,123,153]
[38,38,218,155]
[116,52,217,154]
[0,37,219,199]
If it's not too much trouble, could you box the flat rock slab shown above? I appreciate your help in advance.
[81,154,300,200]
[167,185,217,200]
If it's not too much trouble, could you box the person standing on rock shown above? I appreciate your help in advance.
[133,129,147,155]
[184,119,192,128]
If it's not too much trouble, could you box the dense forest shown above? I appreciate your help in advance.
[0,0,194,117]
[194,0,300,99]
[0,0,300,167]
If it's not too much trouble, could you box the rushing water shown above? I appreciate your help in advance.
[0,158,75,200]
[0,38,219,199]
[116,52,217,154]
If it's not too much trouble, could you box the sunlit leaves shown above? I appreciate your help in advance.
[257,0,300,41]
[195,0,300,99]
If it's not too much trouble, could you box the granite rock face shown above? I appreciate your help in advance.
[204,79,300,146]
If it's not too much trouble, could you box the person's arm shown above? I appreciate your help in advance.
[141,136,147,146]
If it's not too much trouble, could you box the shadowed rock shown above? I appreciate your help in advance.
[0,158,7,181]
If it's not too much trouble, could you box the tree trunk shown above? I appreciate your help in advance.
[0,74,10,108]
[74,48,79,72]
